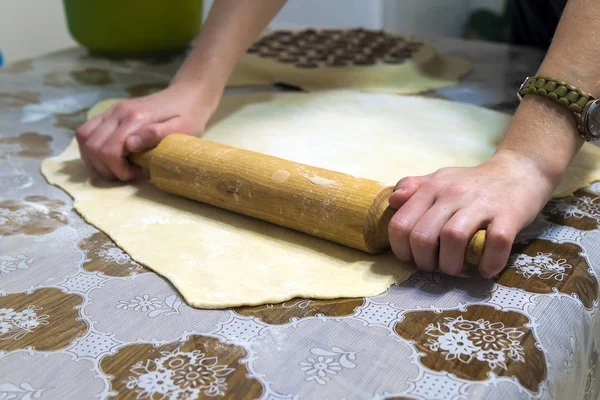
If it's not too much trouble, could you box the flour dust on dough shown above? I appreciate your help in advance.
[42,91,600,308]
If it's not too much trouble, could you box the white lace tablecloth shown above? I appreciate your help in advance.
[0,37,598,400]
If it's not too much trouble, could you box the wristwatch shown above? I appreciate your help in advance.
[517,75,600,141]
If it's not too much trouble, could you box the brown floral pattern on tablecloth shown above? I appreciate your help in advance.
[0,288,87,352]
[1,59,34,74]
[234,298,364,324]
[70,68,114,86]
[54,108,89,131]
[0,132,53,159]
[0,91,40,109]
[1,37,599,400]
[0,196,68,236]
[44,67,113,88]
[386,397,419,400]
[78,232,150,277]
[543,189,600,231]
[584,346,599,400]
[100,335,263,399]
[498,240,598,309]
[394,305,547,393]
[43,71,73,88]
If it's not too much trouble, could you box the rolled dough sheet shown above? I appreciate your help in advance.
[41,91,600,308]
[227,28,471,93]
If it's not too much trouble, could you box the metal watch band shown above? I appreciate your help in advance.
[518,75,592,113]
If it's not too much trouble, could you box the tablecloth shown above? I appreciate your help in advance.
[0,37,598,400]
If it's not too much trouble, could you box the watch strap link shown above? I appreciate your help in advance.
[518,76,591,113]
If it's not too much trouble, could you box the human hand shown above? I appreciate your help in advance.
[387,150,556,278]
[76,85,219,181]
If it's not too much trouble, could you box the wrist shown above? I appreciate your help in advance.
[491,148,556,197]
[167,77,224,116]
[495,95,584,187]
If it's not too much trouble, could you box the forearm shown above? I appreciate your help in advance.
[170,0,287,98]
[496,0,599,186]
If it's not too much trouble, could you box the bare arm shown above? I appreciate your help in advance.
[171,0,288,105]
[497,0,598,186]
[388,0,600,278]
[76,0,287,181]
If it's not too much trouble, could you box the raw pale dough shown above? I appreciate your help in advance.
[228,29,471,94]
[42,91,600,308]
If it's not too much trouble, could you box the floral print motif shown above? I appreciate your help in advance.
[0,208,30,225]
[124,348,235,398]
[299,347,357,385]
[78,232,148,277]
[547,196,600,220]
[507,252,572,281]
[54,108,89,131]
[0,132,52,159]
[117,295,162,313]
[425,316,525,371]
[584,363,596,400]
[0,306,49,341]
[0,255,33,277]
[116,294,182,318]
[234,298,364,325]
[0,196,68,236]
[0,382,45,399]
[98,243,138,266]
[101,336,262,399]
[70,68,114,86]
[0,91,40,109]
[544,195,600,230]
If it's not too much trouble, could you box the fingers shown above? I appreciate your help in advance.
[389,175,431,209]
[100,118,149,181]
[409,202,458,272]
[478,218,518,279]
[75,100,158,181]
[75,116,103,169]
[439,208,489,276]
[82,119,119,179]
[126,118,181,153]
[388,185,435,263]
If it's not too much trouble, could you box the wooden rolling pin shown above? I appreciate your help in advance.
[129,134,487,266]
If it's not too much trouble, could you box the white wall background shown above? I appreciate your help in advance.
[0,0,504,65]
[0,0,75,64]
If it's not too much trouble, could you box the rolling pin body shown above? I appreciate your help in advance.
[134,134,393,253]
[130,134,486,264]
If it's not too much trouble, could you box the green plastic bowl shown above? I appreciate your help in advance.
[63,0,203,57]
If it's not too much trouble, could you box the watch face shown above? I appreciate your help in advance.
[585,100,600,140]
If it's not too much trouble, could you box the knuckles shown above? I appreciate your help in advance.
[115,102,147,122]
[440,225,469,244]
[388,217,411,239]
[100,146,116,161]
[114,102,132,116]
[409,228,437,249]
[444,183,469,199]
[439,262,464,276]
[75,126,92,143]
[488,229,514,250]
[83,141,102,156]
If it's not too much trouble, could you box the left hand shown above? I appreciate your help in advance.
[387,150,556,278]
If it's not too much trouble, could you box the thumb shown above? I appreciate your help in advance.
[125,119,182,153]
[389,175,431,209]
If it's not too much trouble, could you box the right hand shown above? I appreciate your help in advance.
[76,85,219,181]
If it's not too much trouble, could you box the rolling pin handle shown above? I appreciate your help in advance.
[464,229,486,267]
[128,149,154,169]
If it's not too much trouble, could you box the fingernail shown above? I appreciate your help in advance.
[129,136,142,151]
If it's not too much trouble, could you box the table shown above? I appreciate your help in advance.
[0,36,598,400]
